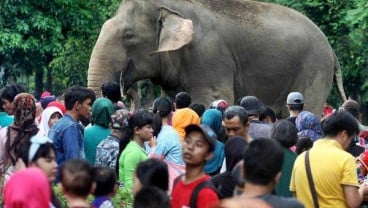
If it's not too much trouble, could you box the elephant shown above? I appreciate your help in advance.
[88,0,346,117]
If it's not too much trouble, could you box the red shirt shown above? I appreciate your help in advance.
[171,174,219,208]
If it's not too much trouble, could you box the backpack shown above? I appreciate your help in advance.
[173,175,222,208]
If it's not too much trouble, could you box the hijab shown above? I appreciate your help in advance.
[92,98,114,128]
[4,167,51,208]
[38,106,63,137]
[6,93,39,165]
[172,108,200,139]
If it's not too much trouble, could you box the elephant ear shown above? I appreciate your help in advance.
[152,7,193,54]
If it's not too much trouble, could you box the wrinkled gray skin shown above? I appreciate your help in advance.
[88,0,346,116]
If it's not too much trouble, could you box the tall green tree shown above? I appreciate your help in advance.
[0,0,120,98]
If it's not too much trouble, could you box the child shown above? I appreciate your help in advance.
[60,159,95,208]
[171,124,219,208]
[92,166,117,208]
[134,186,170,208]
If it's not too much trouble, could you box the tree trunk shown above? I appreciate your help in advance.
[34,67,43,100]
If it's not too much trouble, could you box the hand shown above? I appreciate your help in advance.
[149,136,157,148]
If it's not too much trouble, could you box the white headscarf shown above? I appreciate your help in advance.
[37,106,63,137]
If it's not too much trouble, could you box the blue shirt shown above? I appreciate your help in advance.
[48,114,85,181]
[153,125,184,165]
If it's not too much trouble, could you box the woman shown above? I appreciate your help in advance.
[150,97,185,192]
[118,110,153,189]
[37,106,63,137]
[0,93,39,191]
[17,135,61,207]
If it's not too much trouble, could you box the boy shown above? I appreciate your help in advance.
[60,159,95,208]
[171,124,219,208]
[134,187,170,208]
[92,166,117,208]
[49,85,95,181]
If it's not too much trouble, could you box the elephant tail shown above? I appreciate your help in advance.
[333,52,347,102]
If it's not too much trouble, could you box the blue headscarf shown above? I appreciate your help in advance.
[201,109,225,174]
[296,111,323,141]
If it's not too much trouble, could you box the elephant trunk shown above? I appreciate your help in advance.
[88,56,119,97]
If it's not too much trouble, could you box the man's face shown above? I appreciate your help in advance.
[182,131,212,166]
[2,98,15,115]
[76,98,92,121]
[223,115,248,138]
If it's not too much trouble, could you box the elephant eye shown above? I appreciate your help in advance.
[123,32,134,39]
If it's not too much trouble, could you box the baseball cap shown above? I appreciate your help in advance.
[210,99,229,112]
[286,92,304,105]
[240,96,265,116]
[111,109,130,130]
[185,124,217,151]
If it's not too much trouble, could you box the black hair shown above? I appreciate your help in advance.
[17,142,56,166]
[1,83,26,102]
[116,110,153,173]
[135,158,169,192]
[175,92,191,109]
[133,186,170,208]
[288,104,304,111]
[295,136,313,155]
[322,110,359,138]
[189,103,206,117]
[223,106,248,126]
[101,81,121,103]
[63,85,96,110]
[61,159,94,197]
[152,97,173,137]
[259,106,276,123]
[225,136,247,171]
[93,166,117,197]
[130,110,153,129]
[271,120,298,148]
[343,106,359,119]
[243,138,283,185]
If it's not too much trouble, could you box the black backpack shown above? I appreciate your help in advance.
[173,175,222,208]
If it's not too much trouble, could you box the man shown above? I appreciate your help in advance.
[1,83,25,116]
[49,85,95,181]
[223,106,250,142]
[171,124,219,208]
[290,110,364,207]
[342,99,365,156]
[240,96,272,139]
[242,138,304,208]
[286,92,304,125]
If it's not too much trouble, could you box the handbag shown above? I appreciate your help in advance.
[305,150,320,208]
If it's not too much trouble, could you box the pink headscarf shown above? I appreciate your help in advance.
[4,167,51,208]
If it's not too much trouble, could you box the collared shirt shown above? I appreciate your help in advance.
[49,114,85,181]
[290,139,359,208]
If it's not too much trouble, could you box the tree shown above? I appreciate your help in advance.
[0,0,120,98]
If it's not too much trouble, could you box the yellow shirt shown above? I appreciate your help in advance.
[290,139,359,208]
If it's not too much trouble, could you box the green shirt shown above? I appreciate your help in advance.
[275,147,297,197]
[118,141,148,188]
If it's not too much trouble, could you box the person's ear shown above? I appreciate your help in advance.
[74,101,81,111]
[274,172,282,184]
[205,151,214,161]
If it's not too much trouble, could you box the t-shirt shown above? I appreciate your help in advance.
[118,141,148,188]
[258,194,304,208]
[290,139,359,208]
[275,148,297,197]
[171,175,219,208]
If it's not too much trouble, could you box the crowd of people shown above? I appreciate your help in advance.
[0,82,368,208]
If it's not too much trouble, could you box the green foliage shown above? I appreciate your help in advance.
[0,0,121,97]
[53,185,133,207]
[267,0,368,107]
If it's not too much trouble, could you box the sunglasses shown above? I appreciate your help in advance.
[28,136,53,162]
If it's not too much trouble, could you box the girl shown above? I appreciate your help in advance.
[37,106,63,137]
